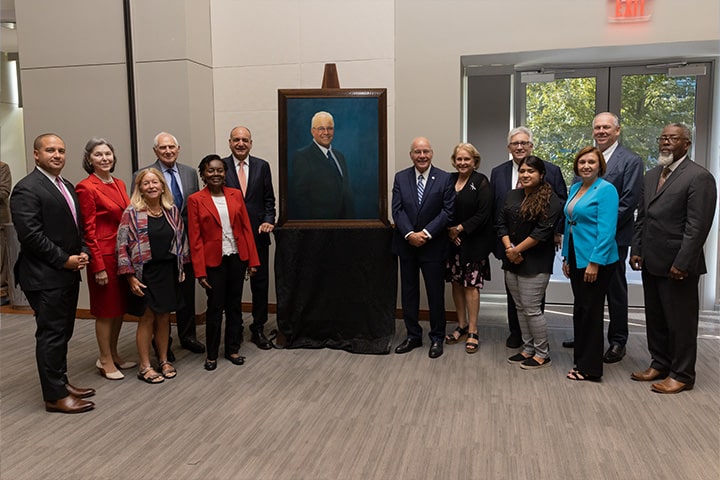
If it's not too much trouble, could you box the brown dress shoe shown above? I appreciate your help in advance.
[651,377,694,394]
[630,367,668,382]
[65,383,96,399]
[45,395,95,414]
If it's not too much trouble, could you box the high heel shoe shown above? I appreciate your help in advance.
[96,359,124,380]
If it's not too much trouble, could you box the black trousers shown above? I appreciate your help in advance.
[642,270,700,384]
[605,245,629,346]
[249,241,269,333]
[25,284,80,402]
[175,261,197,343]
[204,254,247,360]
[568,237,616,377]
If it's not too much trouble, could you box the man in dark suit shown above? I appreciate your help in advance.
[135,132,203,355]
[564,112,644,362]
[630,123,716,394]
[392,137,455,359]
[10,133,95,413]
[223,126,276,349]
[490,127,567,348]
[289,111,354,219]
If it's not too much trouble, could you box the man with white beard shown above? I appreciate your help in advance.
[629,123,716,394]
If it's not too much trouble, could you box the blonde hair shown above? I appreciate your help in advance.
[130,168,175,211]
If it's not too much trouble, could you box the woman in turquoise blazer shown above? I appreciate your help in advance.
[562,146,619,382]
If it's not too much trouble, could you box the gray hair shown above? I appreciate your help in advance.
[507,126,533,145]
[668,123,693,141]
[153,132,179,148]
[311,111,334,127]
[593,112,620,127]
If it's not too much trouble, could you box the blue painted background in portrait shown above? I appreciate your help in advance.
[287,97,379,219]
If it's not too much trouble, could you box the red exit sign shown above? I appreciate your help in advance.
[608,0,652,22]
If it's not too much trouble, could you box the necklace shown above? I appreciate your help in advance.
[147,207,163,217]
[93,173,114,184]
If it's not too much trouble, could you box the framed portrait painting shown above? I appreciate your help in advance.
[277,88,388,227]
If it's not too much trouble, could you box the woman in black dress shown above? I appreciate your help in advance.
[444,143,495,353]
[117,168,189,383]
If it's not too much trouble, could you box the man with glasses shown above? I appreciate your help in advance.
[629,123,716,394]
[563,112,644,362]
[392,137,455,359]
[289,111,354,219]
[490,126,567,348]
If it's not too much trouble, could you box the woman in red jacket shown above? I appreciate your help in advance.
[187,155,260,371]
[76,138,135,380]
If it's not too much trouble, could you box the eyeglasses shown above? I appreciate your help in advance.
[411,149,432,155]
[509,141,532,148]
[656,135,685,144]
[313,126,334,132]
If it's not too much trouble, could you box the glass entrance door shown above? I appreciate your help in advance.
[517,63,712,305]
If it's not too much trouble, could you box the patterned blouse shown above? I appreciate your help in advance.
[116,204,189,282]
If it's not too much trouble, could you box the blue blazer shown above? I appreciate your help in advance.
[572,144,643,248]
[391,165,455,261]
[562,178,619,268]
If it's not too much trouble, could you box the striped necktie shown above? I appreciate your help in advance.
[417,174,425,204]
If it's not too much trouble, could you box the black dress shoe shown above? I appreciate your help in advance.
[562,338,574,348]
[428,340,444,359]
[65,383,96,399]
[45,395,94,414]
[204,359,217,371]
[224,353,246,365]
[505,334,522,349]
[603,344,626,363]
[395,337,422,354]
[251,331,273,350]
[181,338,206,354]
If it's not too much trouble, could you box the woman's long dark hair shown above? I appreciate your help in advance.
[518,156,553,221]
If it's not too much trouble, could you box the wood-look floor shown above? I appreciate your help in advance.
[1,302,718,480]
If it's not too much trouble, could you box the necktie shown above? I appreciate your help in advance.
[417,174,425,204]
[327,150,342,177]
[238,160,247,195]
[169,168,183,209]
[55,176,78,225]
[656,167,671,193]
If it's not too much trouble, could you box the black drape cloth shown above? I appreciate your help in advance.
[274,227,397,354]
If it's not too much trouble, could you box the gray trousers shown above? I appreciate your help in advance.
[504,271,551,358]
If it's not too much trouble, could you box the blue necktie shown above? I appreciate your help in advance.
[417,174,425,204]
[169,168,183,210]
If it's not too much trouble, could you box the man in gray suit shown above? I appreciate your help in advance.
[136,132,203,356]
[629,123,716,394]
[564,113,644,363]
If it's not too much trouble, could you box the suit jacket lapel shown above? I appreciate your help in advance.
[36,170,76,224]
[89,175,126,211]
[199,188,222,226]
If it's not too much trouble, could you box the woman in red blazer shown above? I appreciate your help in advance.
[76,138,135,380]
[187,155,260,371]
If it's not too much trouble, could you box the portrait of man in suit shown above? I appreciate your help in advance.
[630,123,717,394]
[288,111,354,220]
[223,125,276,349]
[392,137,455,359]
[10,133,96,413]
[134,132,203,357]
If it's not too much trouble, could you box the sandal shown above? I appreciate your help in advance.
[137,366,164,384]
[465,332,479,354]
[445,326,469,344]
[159,361,177,379]
[566,368,601,382]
